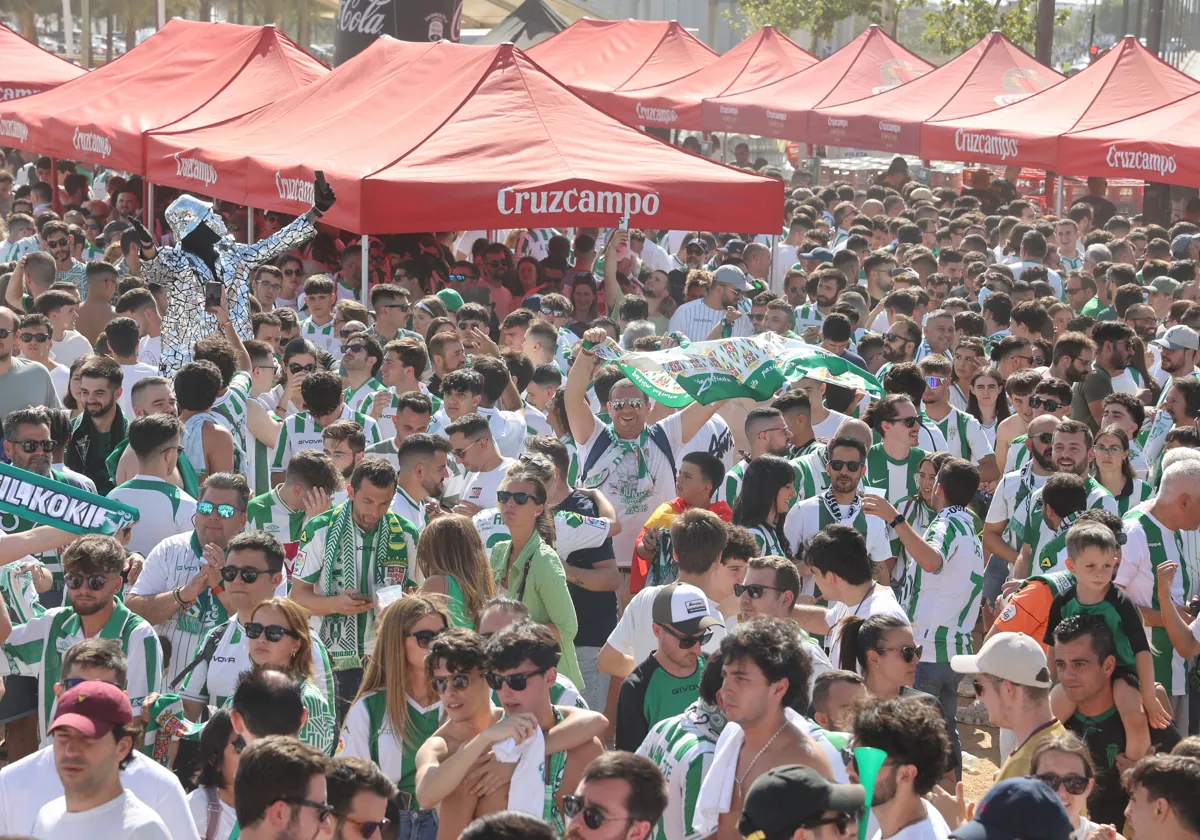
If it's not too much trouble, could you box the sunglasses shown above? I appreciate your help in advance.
[344,343,367,355]
[457,321,485,331]
[284,798,334,823]
[221,565,266,584]
[245,622,301,642]
[19,332,50,344]
[431,673,473,694]
[1034,772,1090,795]
[886,416,920,428]
[13,439,54,453]
[925,376,945,389]
[734,583,784,599]
[542,308,566,318]
[486,259,506,268]
[610,398,646,411]
[829,459,863,473]
[197,501,238,519]
[879,644,922,663]
[451,438,483,460]
[283,268,303,277]
[1029,396,1063,412]
[45,238,69,248]
[448,273,468,282]
[1065,287,1083,295]
[381,302,411,312]
[661,625,712,649]
[884,332,909,343]
[562,796,636,831]
[62,677,123,691]
[518,453,553,469]
[496,490,538,505]
[340,814,392,839]
[289,362,317,375]
[485,667,549,691]
[1033,432,1055,445]
[801,813,858,835]
[65,573,110,591]
[0,329,12,339]
[406,628,443,648]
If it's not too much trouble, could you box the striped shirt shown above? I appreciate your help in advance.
[272,405,381,472]
[246,487,308,579]
[0,563,44,625]
[666,299,753,343]
[107,474,197,557]
[904,507,986,663]
[929,407,993,466]
[211,373,255,486]
[344,379,387,415]
[636,706,718,840]
[337,691,443,799]
[300,317,340,355]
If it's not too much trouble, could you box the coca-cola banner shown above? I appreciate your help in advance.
[335,0,463,65]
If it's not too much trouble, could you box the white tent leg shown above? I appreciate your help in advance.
[361,234,369,311]
[1055,176,1064,215]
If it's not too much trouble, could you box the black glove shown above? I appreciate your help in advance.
[313,171,336,213]
[129,217,154,248]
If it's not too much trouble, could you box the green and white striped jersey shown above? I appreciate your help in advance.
[929,407,993,466]
[903,507,986,663]
[746,524,786,558]
[213,372,274,495]
[1115,509,1200,695]
[984,465,1048,549]
[271,405,381,472]
[338,690,443,799]
[344,378,387,415]
[865,445,927,505]
[1013,477,1117,558]
[107,474,197,557]
[1,600,162,740]
[795,303,826,330]
[720,457,817,508]
[300,316,340,355]
[636,707,718,840]
[218,676,335,755]
[0,563,44,625]
[246,487,308,579]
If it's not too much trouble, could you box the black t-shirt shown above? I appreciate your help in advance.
[1072,195,1119,229]
[1067,704,1181,826]
[615,653,703,752]
[555,490,618,648]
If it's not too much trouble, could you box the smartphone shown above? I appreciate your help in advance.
[615,214,631,261]
[205,281,223,311]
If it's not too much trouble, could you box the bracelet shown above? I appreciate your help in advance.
[218,321,231,328]
[171,587,187,608]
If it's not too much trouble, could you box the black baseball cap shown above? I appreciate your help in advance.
[739,765,865,840]
[950,777,1072,840]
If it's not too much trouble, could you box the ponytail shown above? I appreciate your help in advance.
[838,613,910,674]
[837,616,866,672]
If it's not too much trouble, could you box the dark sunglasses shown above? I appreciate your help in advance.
[45,238,69,248]
[661,625,712,649]
[13,439,54,453]
[65,573,110,591]
[197,501,238,519]
[245,622,301,642]
[283,268,303,277]
[801,812,859,834]
[340,814,392,839]
[0,329,12,339]
[562,796,636,830]
[343,343,367,355]
[1029,396,1063,413]
[878,644,922,663]
[884,332,910,343]
[829,459,863,473]
[406,628,443,648]
[1033,772,1090,795]
[448,273,468,282]
[542,307,566,318]
[1033,432,1055,445]
[486,259,506,268]
[496,490,538,505]
[19,332,50,343]
[457,321,484,331]
[221,565,266,584]
[485,667,549,692]
[289,362,317,375]
[284,798,334,823]
[431,673,472,694]
[62,677,123,691]
[611,398,646,411]
[887,416,920,428]
[734,583,783,599]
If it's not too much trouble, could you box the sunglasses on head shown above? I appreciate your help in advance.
[65,573,110,591]
[406,628,443,648]
[431,673,472,694]
[661,625,712,649]
[1029,396,1063,412]
[925,376,945,389]
[734,583,783,599]
[496,490,538,505]
[610,398,646,411]
[13,439,54,453]
[519,453,553,469]
[878,644,922,663]
[197,501,238,519]
[887,416,920,428]
[1033,772,1090,795]
[485,667,549,691]
[19,332,50,344]
[221,565,266,584]
[562,796,636,831]
[62,677,123,691]
[244,622,301,642]
[829,459,863,473]
[289,362,317,375]
[340,814,392,839]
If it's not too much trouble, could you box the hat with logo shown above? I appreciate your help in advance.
[720,238,747,256]
[950,631,1052,688]
[436,288,464,313]
[1171,233,1199,259]
[713,264,755,293]
[652,582,718,635]
[799,247,835,263]
[49,680,133,739]
[1152,324,1200,351]
[1148,276,1181,296]
[949,777,1073,840]
[739,765,866,840]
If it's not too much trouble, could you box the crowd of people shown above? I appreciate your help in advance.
[1,145,1200,840]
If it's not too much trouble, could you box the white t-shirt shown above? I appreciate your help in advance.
[119,362,160,417]
[783,492,894,572]
[677,414,736,471]
[49,330,93,367]
[459,457,518,511]
[812,409,851,441]
[107,474,197,557]
[49,364,71,400]
[477,405,528,459]
[668,298,753,343]
[34,790,171,840]
[868,800,951,840]
[606,583,732,666]
[825,583,909,668]
[0,746,196,839]
[186,789,237,840]
[138,335,162,369]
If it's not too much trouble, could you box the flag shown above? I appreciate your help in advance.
[591,332,883,407]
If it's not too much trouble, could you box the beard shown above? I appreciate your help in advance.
[69,593,111,616]
[84,399,115,418]
[14,454,51,476]
[1032,446,1055,471]
[871,770,898,806]
[883,345,908,363]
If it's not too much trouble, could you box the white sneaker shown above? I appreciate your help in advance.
[956,699,990,726]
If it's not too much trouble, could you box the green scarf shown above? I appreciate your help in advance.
[0,462,138,535]
[106,439,201,498]
[66,406,127,494]
[317,502,412,669]
[582,427,654,494]
[543,707,568,833]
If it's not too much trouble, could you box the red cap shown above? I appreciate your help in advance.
[49,681,133,738]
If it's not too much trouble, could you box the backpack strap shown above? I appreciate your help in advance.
[204,785,223,840]
[580,424,676,480]
[170,621,230,690]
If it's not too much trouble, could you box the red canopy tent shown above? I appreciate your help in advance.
[700,25,932,139]
[808,31,1061,155]
[590,26,817,130]
[0,19,326,173]
[1058,90,1200,186]
[145,39,782,233]
[524,18,718,119]
[0,21,85,101]
[921,36,1200,169]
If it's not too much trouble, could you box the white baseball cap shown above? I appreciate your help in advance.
[652,582,718,636]
[950,631,1051,688]
[1152,324,1200,352]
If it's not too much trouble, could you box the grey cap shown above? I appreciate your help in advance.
[1171,233,1199,259]
[1152,324,1200,351]
[713,264,754,293]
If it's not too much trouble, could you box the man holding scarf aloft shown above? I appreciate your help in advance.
[291,456,419,724]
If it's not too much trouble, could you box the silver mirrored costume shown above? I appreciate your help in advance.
[142,195,318,376]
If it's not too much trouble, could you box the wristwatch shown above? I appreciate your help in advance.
[888,513,906,529]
